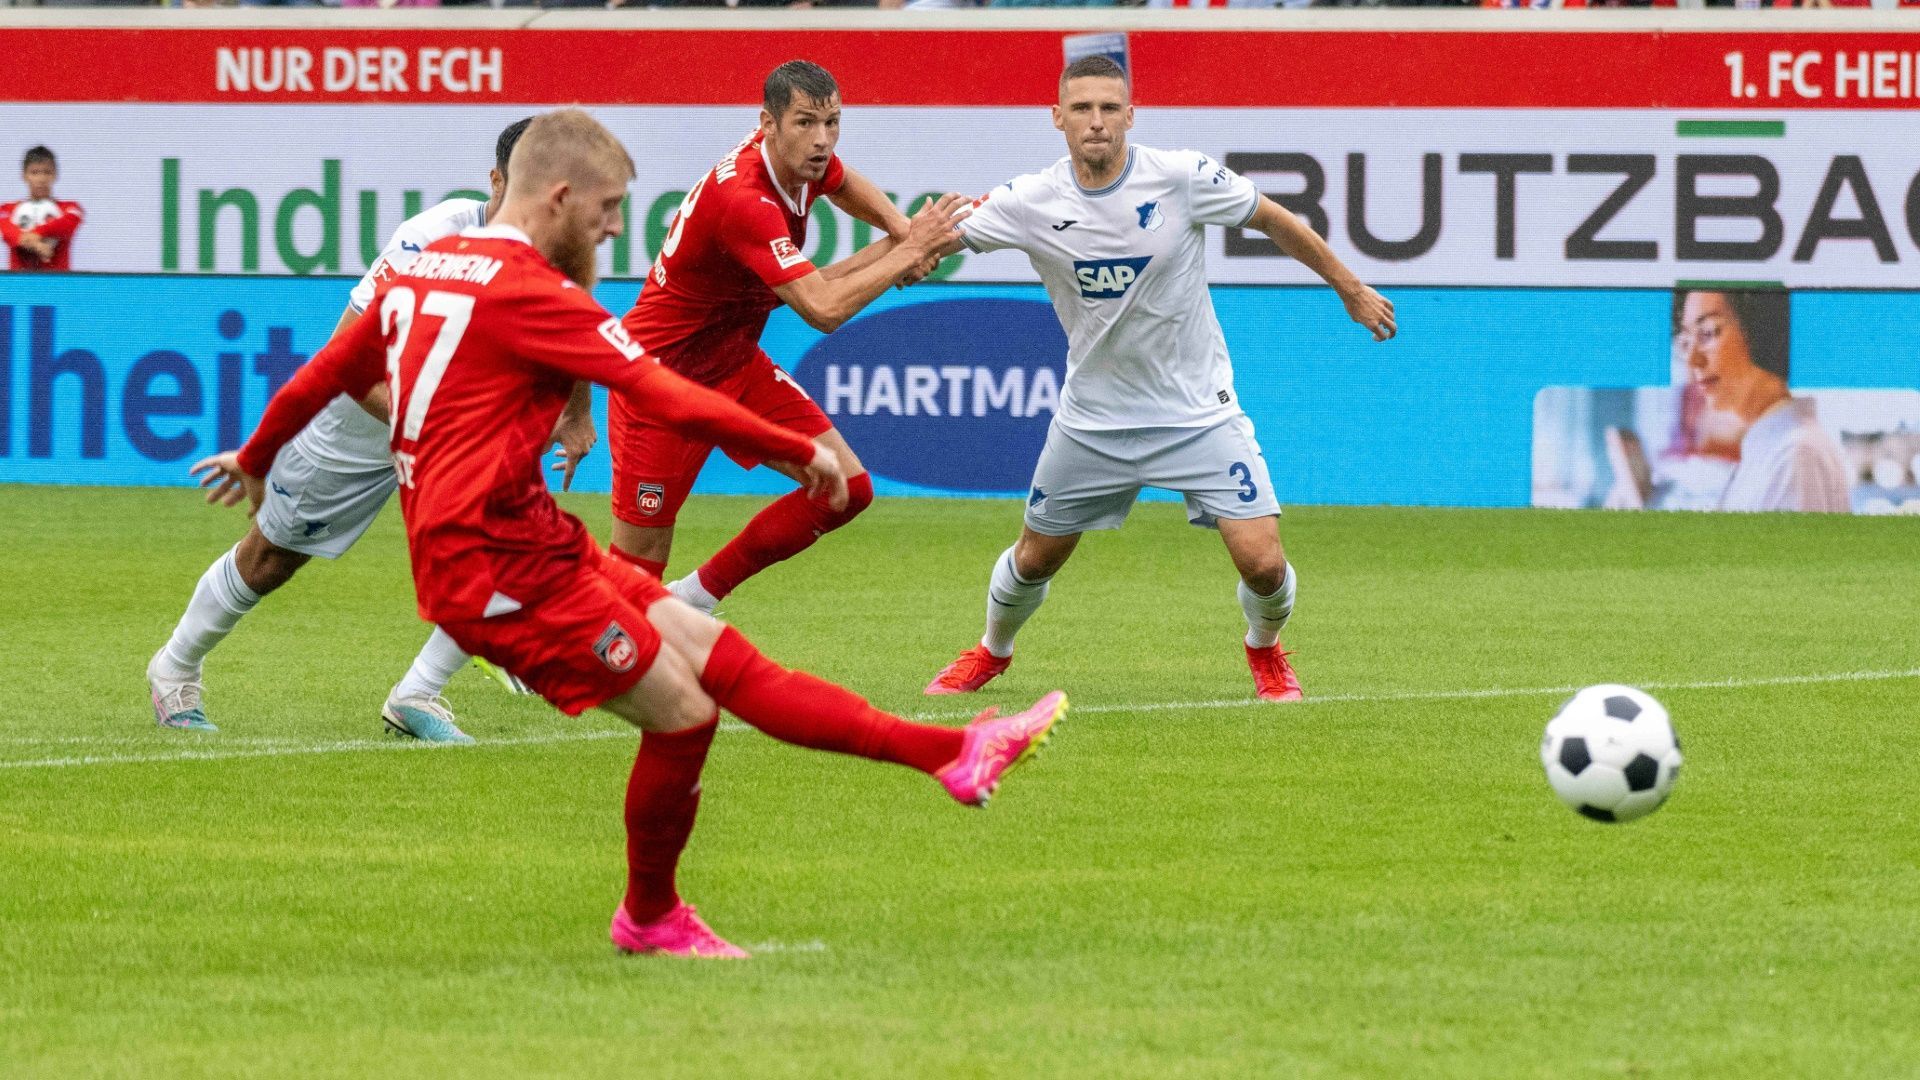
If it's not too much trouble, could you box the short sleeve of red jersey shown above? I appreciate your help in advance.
[717,190,817,290]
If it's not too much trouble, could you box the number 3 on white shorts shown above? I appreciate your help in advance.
[380,286,477,460]
[1228,460,1259,503]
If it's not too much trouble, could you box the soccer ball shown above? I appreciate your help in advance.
[1539,684,1683,823]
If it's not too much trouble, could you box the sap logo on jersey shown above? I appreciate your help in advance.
[1073,256,1151,298]
[793,298,1066,492]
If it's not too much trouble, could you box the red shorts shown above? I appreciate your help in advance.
[439,552,673,717]
[610,351,832,528]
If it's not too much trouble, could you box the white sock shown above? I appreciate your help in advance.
[391,626,471,702]
[981,547,1051,659]
[157,545,261,675]
[1240,563,1297,649]
[667,573,720,614]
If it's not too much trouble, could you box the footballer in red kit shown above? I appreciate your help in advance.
[196,110,1066,960]
[610,60,965,612]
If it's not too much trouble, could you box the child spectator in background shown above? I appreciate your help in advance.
[2,147,84,272]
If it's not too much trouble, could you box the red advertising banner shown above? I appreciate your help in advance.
[3,27,1918,109]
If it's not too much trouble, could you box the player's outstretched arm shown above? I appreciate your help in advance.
[218,312,389,487]
[304,306,397,424]
[817,236,899,284]
[774,193,968,333]
[190,320,382,515]
[826,165,911,241]
[1246,196,1397,342]
[518,288,826,493]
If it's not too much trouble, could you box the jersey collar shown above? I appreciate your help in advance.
[1073,146,1137,198]
[462,223,533,246]
[761,148,808,217]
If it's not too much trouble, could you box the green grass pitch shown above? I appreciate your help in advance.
[3,484,1918,1079]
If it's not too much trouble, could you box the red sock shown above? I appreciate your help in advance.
[622,718,717,924]
[700,625,962,776]
[698,472,873,600]
[608,543,667,581]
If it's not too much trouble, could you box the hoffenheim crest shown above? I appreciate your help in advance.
[1136,200,1164,232]
[594,622,640,673]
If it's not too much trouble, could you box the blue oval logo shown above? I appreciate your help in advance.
[792,298,1065,492]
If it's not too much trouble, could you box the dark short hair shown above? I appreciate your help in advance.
[1673,288,1791,380]
[1060,56,1130,93]
[496,117,533,178]
[763,60,839,119]
[22,146,54,171]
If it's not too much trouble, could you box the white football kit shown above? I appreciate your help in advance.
[959,145,1281,534]
[256,198,487,557]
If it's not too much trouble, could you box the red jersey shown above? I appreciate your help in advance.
[237,226,818,624]
[1,198,84,271]
[622,132,845,385]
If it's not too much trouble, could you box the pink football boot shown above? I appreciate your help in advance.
[610,901,749,959]
[936,690,1068,807]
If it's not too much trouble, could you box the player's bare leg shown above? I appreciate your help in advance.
[147,525,311,732]
[605,593,1068,958]
[152,524,477,740]
[665,429,873,613]
[1218,515,1302,702]
[608,520,674,580]
[926,528,1080,695]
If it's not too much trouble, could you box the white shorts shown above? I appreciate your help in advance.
[1023,414,1282,536]
[255,439,398,559]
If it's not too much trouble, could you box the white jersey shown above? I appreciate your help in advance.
[292,198,488,471]
[960,144,1259,432]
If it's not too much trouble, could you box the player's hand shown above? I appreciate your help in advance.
[189,452,266,515]
[547,410,598,493]
[904,193,970,258]
[1342,284,1396,342]
[897,252,944,288]
[799,444,849,512]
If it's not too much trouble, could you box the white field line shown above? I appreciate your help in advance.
[742,939,829,955]
[0,725,750,771]
[4,668,1916,772]
[904,665,1920,721]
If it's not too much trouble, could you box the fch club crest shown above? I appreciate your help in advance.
[635,483,666,517]
[594,622,640,673]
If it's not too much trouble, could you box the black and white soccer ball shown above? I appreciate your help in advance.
[1540,684,1682,824]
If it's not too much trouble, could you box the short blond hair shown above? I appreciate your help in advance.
[506,108,635,198]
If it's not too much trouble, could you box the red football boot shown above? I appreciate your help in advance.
[923,644,1011,695]
[1246,643,1304,702]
